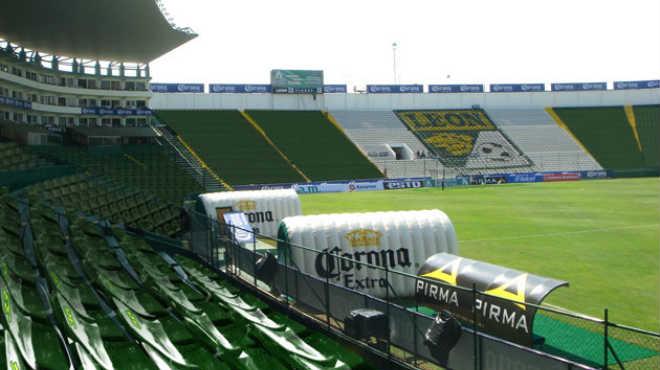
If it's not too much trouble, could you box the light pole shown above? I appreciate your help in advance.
[392,42,398,84]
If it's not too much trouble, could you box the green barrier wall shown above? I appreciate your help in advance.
[246,110,383,181]
[157,110,305,185]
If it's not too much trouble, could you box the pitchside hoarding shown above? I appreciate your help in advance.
[416,253,568,346]
[271,70,324,94]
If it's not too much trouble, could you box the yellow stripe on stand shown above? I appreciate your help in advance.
[176,135,234,191]
[239,111,311,183]
[624,105,643,152]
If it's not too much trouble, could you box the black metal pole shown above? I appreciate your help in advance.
[604,308,608,369]
[324,251,331,331]
[473,283,479,370]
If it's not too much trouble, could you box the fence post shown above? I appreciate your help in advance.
[473,283,479,370]
[283,242,289,308]
[604,308,609,369]
[252,230,257,287]
[385,264,391,364]
[324,250,331,331]
[413,277,419,367]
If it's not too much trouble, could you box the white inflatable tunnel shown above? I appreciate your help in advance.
[277,210,458,298]
[198,189,301,237]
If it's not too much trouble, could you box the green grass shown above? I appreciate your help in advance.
[299,178,660,331]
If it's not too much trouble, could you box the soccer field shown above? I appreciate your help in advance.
[299,178,660,331]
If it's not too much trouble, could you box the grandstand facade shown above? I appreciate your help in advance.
[150,89,659,182]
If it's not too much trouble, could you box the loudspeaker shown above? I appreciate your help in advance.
[344,309,388,340]
[424,310,462,367]
[255,252,277,284]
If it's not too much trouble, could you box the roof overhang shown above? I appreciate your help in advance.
[0,0,197,63]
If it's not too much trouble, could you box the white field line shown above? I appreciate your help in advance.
[461,223,660,243]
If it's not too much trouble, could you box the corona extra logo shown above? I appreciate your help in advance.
[344,229,382,248]
[235,200,257,212]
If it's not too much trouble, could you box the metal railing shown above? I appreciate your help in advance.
[183,212,660,370]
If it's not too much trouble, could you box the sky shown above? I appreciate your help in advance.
[151,0,660,89]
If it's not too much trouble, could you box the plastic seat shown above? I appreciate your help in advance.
[54,293,114,370]
[112,299,194,368]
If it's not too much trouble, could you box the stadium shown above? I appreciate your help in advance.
[0,1,658,369]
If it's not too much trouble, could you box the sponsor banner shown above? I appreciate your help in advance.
[417,253,568,346]
[580,170,609,179]
[295,180,384,194]
[271,69,324,94]
[150,83,204,93]
[208,84,272,93]
[383,177,432,190]
[613,80,660,90]
[551,82,607,91]
[467,174,508,185]
[543,171,581,182]
[81,107,152,116]
[489,83,545,93]
[367,84,424,94]
[428,84,484,93]
[348,180,384,192]
[0,96,32,110]
[323,84,348,93]
[233,183,296,191]
[505,172,542,184]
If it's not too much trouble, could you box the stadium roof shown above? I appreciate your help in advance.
[0,0,197,63]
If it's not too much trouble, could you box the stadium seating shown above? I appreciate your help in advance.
[24,174,183,237]
[633,105,660,170]
[488,108,602,172]
[0,193,369,369]
[245,110,383,181]
[552,107,645,172]
[29,144,202,205]
[156,110,306,185]
[0,142,50,171]
[330,110,428,155]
